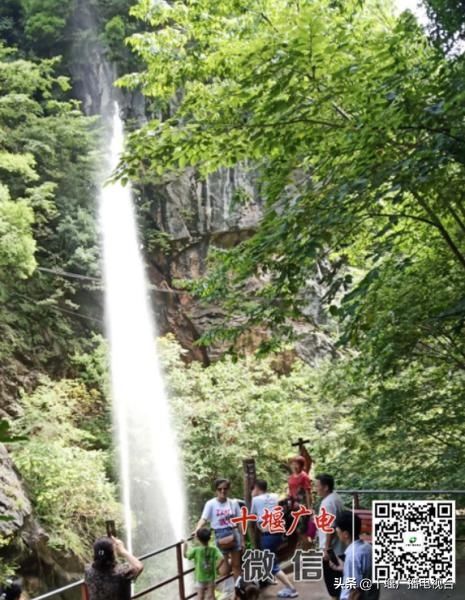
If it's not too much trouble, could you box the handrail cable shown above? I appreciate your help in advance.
[37,266,188,294]
[31,536,197,600]
[338,489,465,494]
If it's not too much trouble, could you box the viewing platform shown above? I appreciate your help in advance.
[262,563,465,600]
[31,489,465,600]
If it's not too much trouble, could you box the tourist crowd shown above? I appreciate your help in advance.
[81,455,376,600]
[2,456,376,600]
[183,459,377,600]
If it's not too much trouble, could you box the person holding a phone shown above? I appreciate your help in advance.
[106,520,117,538]
[84,534,143,600]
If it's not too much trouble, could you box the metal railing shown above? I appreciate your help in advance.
[32,489,465,600]
[32,537,228,600]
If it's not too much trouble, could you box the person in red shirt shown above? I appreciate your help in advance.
[286,455,315,547]
[287,455,312,508]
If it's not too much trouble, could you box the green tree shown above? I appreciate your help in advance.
[12,378,120,558]
[425,0,465,45]
[0,45,102,368]
[20,0,73,55]
[119,0,465,491]
[313,357,465,490]
[0,192,35,279]
[119,1,465,352]
[0,1,24,47]
[160,336,317,516]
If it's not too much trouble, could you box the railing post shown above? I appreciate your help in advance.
[176,542,186,600]
[243,458,256,509]
[354,493,360,509]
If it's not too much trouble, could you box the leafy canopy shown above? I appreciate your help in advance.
[120,0,465,357]
[0,44,102,369]
[118,0,465,492]
[12,378,119,558]
[159,335,465,512]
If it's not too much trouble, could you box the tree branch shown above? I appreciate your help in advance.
[362,212,438,228]
[448,203,465,237]
[213,116,345,132]
[399,125,465,145]
[410,189,465,271]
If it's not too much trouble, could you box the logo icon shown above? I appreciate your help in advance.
[403,531,425,552]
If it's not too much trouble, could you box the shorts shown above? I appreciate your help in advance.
[195,581,215,591]
[259,532,283,575]
[214,526,241,554]
[323,559,341,598]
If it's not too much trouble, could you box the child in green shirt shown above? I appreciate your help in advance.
[183,528,224,600]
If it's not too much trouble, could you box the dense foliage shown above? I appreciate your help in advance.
[0,0,145,85]
[161,337,315,515]
[12,378,119,558]
[117,0,465,490]
[425,0,465,46]
[0,44,102,369]
[0,3,112,576]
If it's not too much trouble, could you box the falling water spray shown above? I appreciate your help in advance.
[100,104,185,565]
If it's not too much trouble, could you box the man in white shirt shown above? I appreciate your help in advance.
[250,479,299,598]
[316,474,345,599]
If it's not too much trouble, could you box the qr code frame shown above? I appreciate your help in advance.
[372,500,455,584]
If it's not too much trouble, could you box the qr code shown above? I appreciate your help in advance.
[372,501,455,583]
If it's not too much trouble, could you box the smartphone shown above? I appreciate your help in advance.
[106,520,117,538]
[327,548,337,564]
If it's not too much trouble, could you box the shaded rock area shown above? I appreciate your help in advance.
[0,445,32,540]
[141,167,266,363]
[0,362,39,421]
[0,445,83,599]
[67,0,145,125]
[138,165,335,365]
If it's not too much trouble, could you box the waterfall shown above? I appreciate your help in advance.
[100,104,185,582]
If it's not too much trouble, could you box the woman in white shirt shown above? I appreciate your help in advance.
[195,478,244,580]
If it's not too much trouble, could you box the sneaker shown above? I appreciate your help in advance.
[277,588,299,598]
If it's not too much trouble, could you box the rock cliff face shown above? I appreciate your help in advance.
[142,167,264,363]
[64,0,267,362]
[0,445,81,599]
[0,446,32,541]
[65,0,332,365]
[140,166,335,364]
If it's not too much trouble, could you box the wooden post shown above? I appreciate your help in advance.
[243,458,256,509]
[176,541,186,600]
